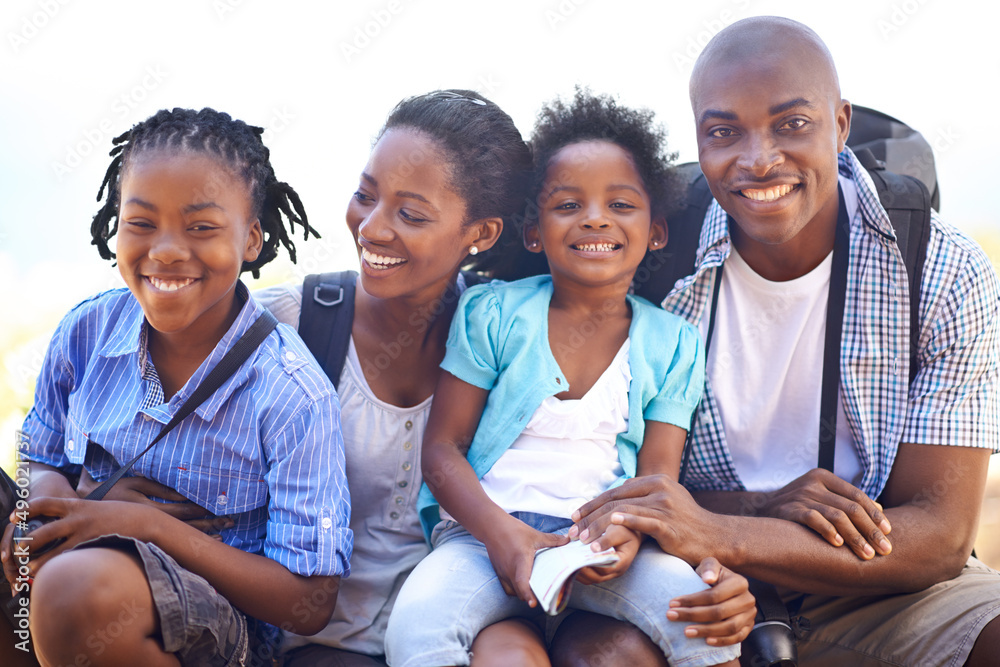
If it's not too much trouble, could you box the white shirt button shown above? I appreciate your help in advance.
[321,517,333,530]
[284,351,296,361]
[67,439,75,452]
[217,494,228,506]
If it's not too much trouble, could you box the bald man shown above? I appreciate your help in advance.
[571,16,1000,666]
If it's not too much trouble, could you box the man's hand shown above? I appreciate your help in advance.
[570,475,715,565]
[756,468,892,559]
[667,557,755,646]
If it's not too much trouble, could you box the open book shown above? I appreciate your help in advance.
[529,540,620,615]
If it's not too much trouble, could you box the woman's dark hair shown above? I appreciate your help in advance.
[377,89,532,277]
[90,107,319,278]
[529,88,680,222]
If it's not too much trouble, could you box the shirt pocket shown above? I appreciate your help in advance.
[175,462,269,516]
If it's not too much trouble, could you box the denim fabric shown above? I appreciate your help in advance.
[385,513,740,667]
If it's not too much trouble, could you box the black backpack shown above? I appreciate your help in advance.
[297,270,487,389]
[635,104,935,386]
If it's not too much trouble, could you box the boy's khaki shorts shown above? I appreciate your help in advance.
[782,556,1000,666]
[75,535,275,667]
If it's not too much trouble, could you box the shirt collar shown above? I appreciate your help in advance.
[98,281,267,421]
[97,290,145,359]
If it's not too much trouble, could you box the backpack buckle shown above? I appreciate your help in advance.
[313,284,345,307]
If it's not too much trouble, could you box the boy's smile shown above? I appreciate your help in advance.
[116,150,262,349]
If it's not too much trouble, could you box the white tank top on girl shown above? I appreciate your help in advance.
[443,339,630,521]
[700,176,863,492]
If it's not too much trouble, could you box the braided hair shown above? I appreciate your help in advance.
[90,107,318,278]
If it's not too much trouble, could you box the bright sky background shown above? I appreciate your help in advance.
[1,0,998,432]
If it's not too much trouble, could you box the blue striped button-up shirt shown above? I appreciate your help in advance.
[663,148,1000,499]
[21,283,353,577]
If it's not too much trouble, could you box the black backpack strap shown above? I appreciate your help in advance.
[855,148,932,384]
[634,163,713,304]
[299,271,358,390]
[87,310,278,501]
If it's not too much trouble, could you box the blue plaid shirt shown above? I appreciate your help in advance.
[21,283,353,577]
[664,148,1000,498]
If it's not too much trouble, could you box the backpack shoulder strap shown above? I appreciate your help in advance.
[634,162,712,304]
[299,270,358,389]
[855,148,932,384]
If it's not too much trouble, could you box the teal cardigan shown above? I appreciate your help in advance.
[417,274,705,540]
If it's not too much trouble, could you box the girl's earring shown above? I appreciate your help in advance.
[469,246,479,256]
[529,241,539,250]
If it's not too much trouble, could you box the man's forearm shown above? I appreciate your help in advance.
[691,495,971,595]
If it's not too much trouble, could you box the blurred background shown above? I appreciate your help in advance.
[2,0,997,566]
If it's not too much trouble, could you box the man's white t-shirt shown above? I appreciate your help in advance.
[699,176,864,492]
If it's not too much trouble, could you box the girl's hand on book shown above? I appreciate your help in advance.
[575,525,641,584]
[666,557,755,646]
[483,516,568,607]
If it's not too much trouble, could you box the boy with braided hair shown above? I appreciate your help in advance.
[1,107,352,666]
